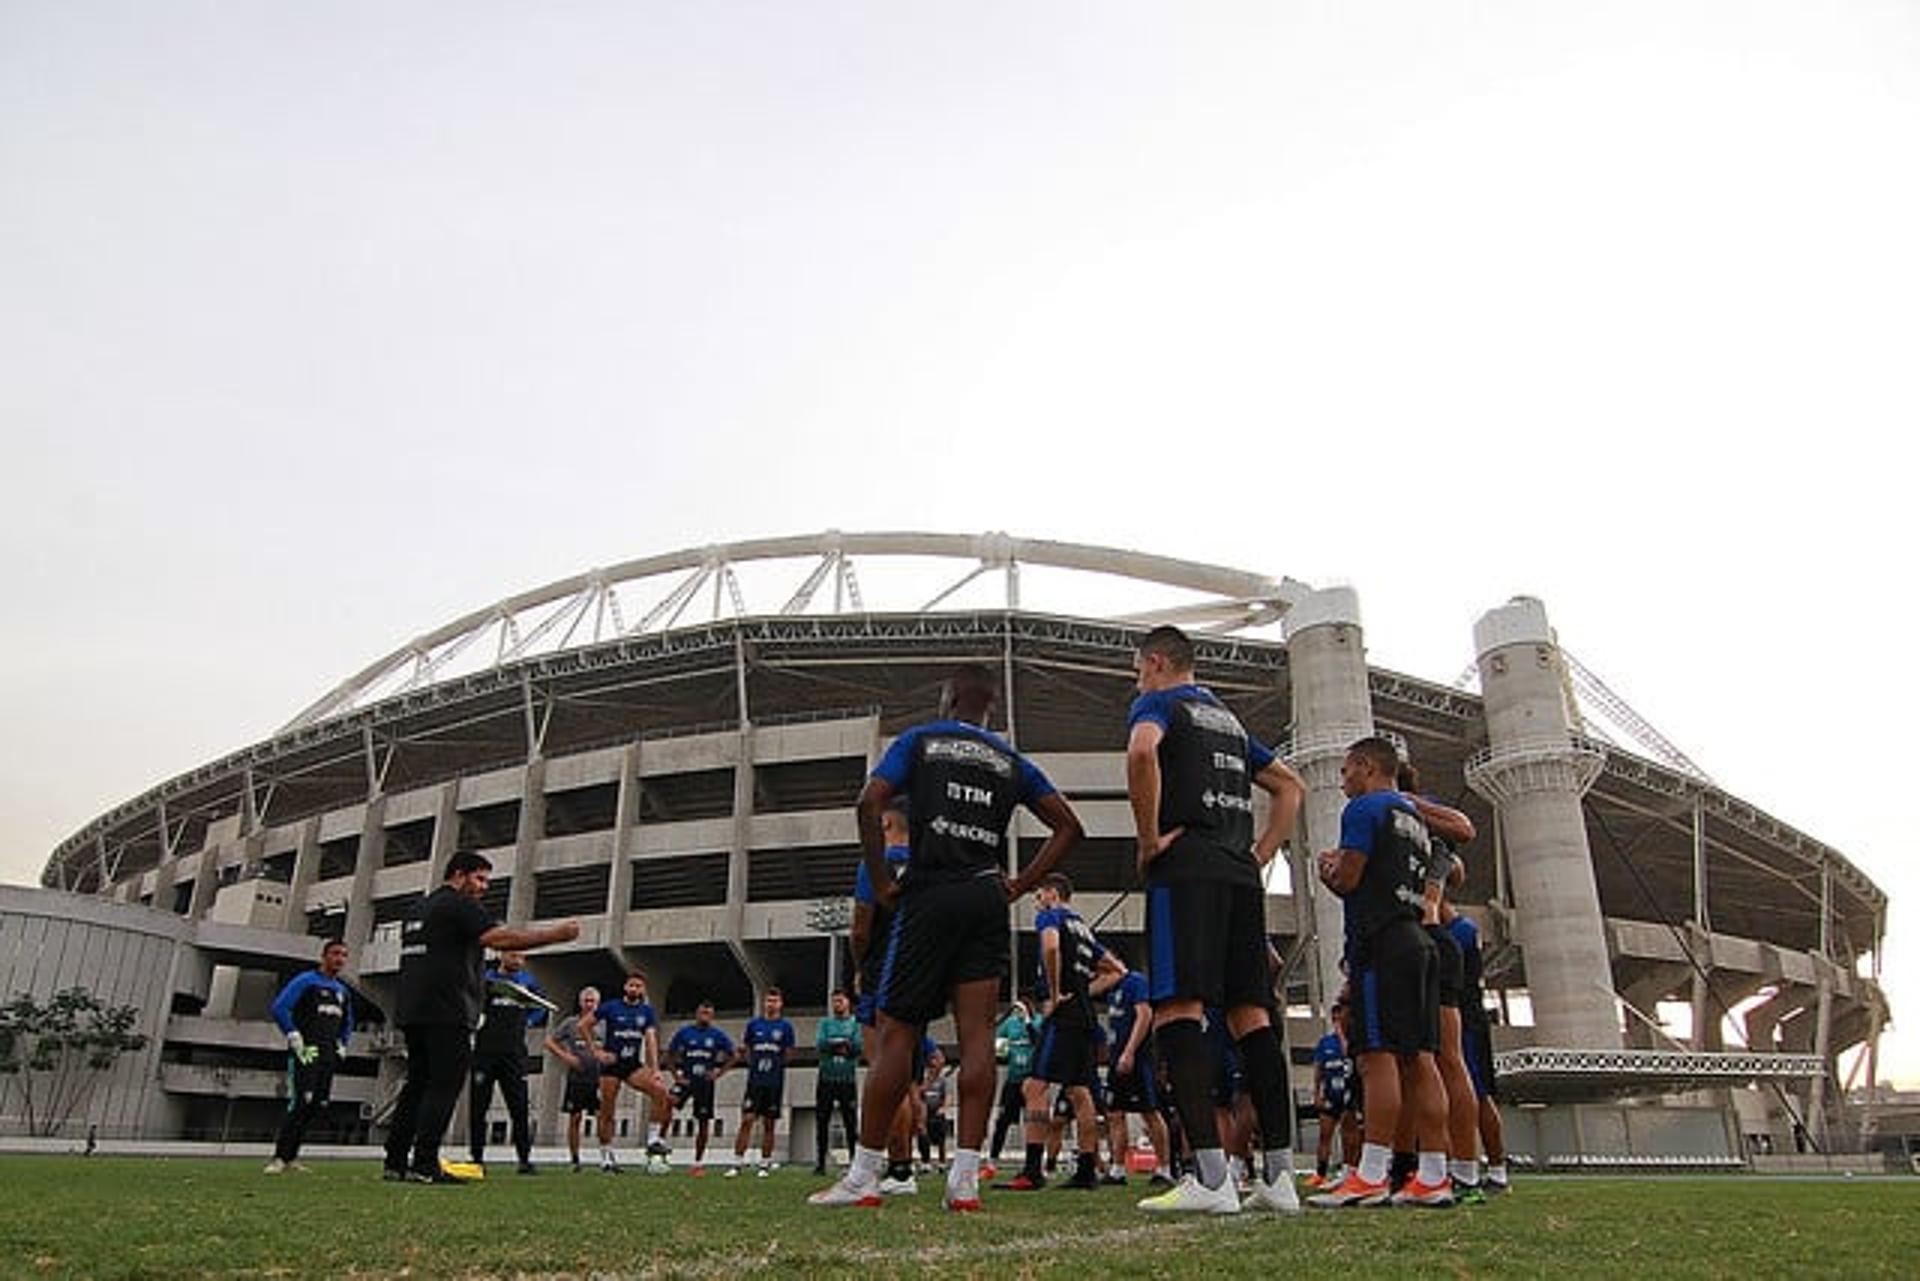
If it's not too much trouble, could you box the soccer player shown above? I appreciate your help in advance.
[1126,626,1305,1214]
[1308,1000,1357,1188]
[729,988,797,1177]
[1446,902,1509,1194]
[384,852,579,1184]
[1397,761,1483,1201]
[468,950,546,1174]
[266,937,353,1174]
[596,970,675,1173]
[810,662,1084,1212]
[545,987,614,1171]
[917,1047,951,1166]
[1103,960,1171,1186]
[665,1000,734,1175]
[813,988,861,1174]
[1309,736,1457,1208]
[989,1000,1036,1163]
[850,800,921,1196]
[1003,874,1120,1191]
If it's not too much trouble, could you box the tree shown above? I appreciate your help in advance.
[0,987,149,1138]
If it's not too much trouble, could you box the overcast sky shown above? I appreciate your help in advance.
[3,2,1916,1082]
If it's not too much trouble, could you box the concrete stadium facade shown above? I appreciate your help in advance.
[24,533,1890,1164]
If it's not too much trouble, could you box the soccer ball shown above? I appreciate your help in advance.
[647,1154,672,1175]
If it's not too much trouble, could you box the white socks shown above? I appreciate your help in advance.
[1262,1148,1294,1185]
[1358,1142,1392,1185]
[1449,1158,1480,1187]
[1417,1151,1447,1186]
[850,1144,888,1184]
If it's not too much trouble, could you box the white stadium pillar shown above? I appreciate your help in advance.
[1466,597,1621,1050]
[1282,586,1373,1016]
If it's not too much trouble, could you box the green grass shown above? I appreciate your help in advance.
[0,1158,1915,1279]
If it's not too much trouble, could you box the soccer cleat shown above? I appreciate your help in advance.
[263,1159,286,1175]
[877,1174,919,1196]
[1242,1173,1302,1214]
[408,1167,471,1185]
[979,1162,997,1181]
[1456,1184,1488,1206]
[1138,1173,1242,1215]
[756,1165,771,1179]
[517,1161,537,1176]
[380,1166,408,1182]
[1483,1176,1510,1196]
[944,1194,983,1213]
[1306,1171,1391,1208]
[1390,1176,1455,1208]
[288,1161,312,1174]
[1300,1172,1327,1190]
[725,1166,741,1179]
[689,1165,706,1178]
[646,1139,672,1157]
[994,1173,1045,1191]
[808,1176,884,1208]
[1100,1171,1129,1186]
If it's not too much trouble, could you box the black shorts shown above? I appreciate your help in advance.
[924,1111,949,1145]
[1320,1090,1351,1119]
[1349,919,1439,1056]
[742,1080,784,1118]
[1146,877,1271,1011]
[1106,1049,1160,1114]
[1032,1015,1097,1088]
[1427,924,1464,1010]
[875,876,1009,1026]
[672,1076,717,1120]
[564,1079,600,1114]
[816,1078,858,1109]
[1462,1022,1498,1101]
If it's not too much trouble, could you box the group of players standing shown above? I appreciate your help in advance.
[263,622,1508,1217]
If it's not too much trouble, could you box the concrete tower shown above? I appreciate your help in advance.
[1282,586,1373,1014]
[1466,597,1621,1049]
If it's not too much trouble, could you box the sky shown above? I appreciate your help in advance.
[3,2,1917,1083]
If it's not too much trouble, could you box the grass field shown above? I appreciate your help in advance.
[1,1158,1916,1279]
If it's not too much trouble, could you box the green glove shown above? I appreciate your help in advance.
[294,1043,319,1066]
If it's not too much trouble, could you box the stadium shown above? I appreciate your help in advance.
[14,531,1892,1170]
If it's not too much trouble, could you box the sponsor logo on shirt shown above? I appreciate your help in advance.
[923,737,1014,776]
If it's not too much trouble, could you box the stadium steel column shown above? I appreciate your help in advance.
[1281,586,1372,1016]
[1465,597,1622,1050]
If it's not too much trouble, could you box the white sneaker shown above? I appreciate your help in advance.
[1138,1173,1242,1215]
[877,1174,919,1196]
[756,1165,771,1179]
[262,1159,286,1175]
[808,1175,883,1207]
[724,1166,741,1179]
[1243,1173,1301,1214]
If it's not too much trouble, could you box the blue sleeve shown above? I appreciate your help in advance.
[854,858,874,905]
[718,1030,735,1055]
[1015,752,1056,805]
[270,973,312,1035]
[1246,734,1276,771]
[1035,907,1058,933]
[871,728,920,790]
[1339,792,1386,857]
[668,1029,686,1056]
[1127,690,1173,732]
